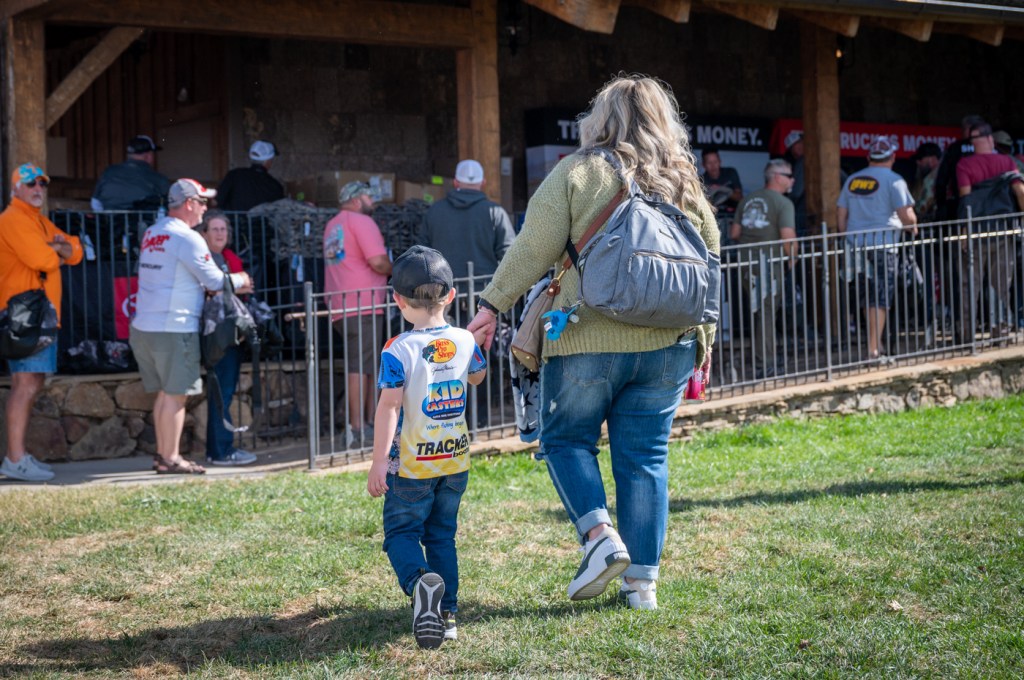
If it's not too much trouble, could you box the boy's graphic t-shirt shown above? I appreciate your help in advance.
[378,325,486,479]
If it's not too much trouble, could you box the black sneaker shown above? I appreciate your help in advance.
[412,572,445,649]
[442,610,457,641]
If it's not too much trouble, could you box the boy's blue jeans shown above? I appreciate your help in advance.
[537,336,697,582]
[382,470,468,613]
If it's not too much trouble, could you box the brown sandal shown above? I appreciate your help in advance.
[155,457,206,475]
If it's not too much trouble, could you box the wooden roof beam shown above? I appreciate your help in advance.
[524,0,622,34]
[789,10,858,38]
[1,0,53,22]
[623,0,691,23]
[870,17,933,42]
[703,1,778,31]
[45,27,144,129]
[24,0,477,49]
[934,22,1004,47]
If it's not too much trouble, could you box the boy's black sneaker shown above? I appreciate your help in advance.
[412,572,446,649]
[443,610,457,641]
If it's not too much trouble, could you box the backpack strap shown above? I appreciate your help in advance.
[564,189,624,271]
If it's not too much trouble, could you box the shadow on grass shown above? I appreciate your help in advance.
[529,473,1024,523]
[668,473,1024,513]
[7,599,592,675]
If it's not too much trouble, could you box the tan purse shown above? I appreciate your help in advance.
[509,189,624,372]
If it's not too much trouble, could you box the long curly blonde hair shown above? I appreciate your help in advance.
[578,74,704,211]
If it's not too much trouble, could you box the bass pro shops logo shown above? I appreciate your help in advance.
[848,177,880,196]
[421,338,457,363]
[422,379,466,420]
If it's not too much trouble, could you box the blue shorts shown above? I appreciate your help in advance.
[7,341,58,374]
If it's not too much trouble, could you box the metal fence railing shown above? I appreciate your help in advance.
[24,208,1023,462]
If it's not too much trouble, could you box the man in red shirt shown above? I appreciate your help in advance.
[955,123,1024,340]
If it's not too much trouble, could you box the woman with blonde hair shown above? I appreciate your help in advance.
[468,74,719,610]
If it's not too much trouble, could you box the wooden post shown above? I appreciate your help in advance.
[799,20,842,340]
[456,0,501,203]
[4,17,46,189]
[800,20,840,233]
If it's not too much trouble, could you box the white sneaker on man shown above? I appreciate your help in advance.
[618,578,658,610]
[568,525,631,600]
[1,455,55,482]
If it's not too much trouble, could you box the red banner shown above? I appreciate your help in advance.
[771,119,960,159]
[113,276,138,339]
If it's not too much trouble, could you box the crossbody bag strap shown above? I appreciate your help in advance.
[545,188,624,298]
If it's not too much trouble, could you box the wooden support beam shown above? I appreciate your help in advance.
[524,0,622,34]
[4,17,47,184]
[623,0,691,23]
[457,0,502,204]
[33,0,476,48]
[871,17,933,42]
[789,10,858,38]
[703,1,778,30]
[0,0,53,22]
[45,27,144,129]
[934,21,1004,47]
[799,19,840,233]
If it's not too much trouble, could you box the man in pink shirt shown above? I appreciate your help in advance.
[323,181,392,443]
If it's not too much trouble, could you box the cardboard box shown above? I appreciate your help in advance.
[288,170,396,206]
[395,176,454,206]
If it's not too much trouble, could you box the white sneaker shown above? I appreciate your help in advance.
[208,449,257,466]
[1,455,55,482]
[618,578,658,610]
[26,453,53,472]
[568,526,631,600]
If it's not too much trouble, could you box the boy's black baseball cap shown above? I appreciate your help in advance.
[391,245,454,299]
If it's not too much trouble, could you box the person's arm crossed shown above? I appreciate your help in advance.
[367,386,403,498]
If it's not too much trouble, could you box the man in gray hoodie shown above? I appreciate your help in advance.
[419,160,515,287]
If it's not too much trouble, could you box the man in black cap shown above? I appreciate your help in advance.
[91,134,172,212]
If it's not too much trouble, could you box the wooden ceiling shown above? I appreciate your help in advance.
[524,0,1024,46]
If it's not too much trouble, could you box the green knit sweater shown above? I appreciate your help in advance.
[480,152,720,364]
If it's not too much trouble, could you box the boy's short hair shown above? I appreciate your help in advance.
[400,283,450,309]
[392,246,454,306]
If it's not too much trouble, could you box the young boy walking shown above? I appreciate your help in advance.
[367,246,487,649]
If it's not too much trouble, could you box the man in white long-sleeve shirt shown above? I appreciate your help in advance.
[130,179,252,474]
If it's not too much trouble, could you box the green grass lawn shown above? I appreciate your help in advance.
[2,395,1023,678]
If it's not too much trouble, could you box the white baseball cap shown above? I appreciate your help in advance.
[249,140,276,162]
[784,130,804,149]
[455,159,484,184]
[168,178,216,207]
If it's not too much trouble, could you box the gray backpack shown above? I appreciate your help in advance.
[572,149,721,329]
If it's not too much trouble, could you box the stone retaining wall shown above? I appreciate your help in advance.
[673,350,1024,440]
[0,364,310,462]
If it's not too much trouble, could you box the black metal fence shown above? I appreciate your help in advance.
[33,208,1024,459]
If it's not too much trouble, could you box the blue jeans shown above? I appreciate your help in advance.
[382,470,468,613]
[538,336,697,581]
[206,346,241,460]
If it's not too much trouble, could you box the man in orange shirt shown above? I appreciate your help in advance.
[0,163,83,482]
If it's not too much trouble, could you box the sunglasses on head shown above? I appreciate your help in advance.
[24,178,49,188]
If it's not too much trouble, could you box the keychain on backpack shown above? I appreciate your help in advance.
[542,303,580,341]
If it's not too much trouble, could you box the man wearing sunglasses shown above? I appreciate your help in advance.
[130,179,253,475]
[0,163,84,482]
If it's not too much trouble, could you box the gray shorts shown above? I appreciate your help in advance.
[129,327,203,396]
[332,313,382,376]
